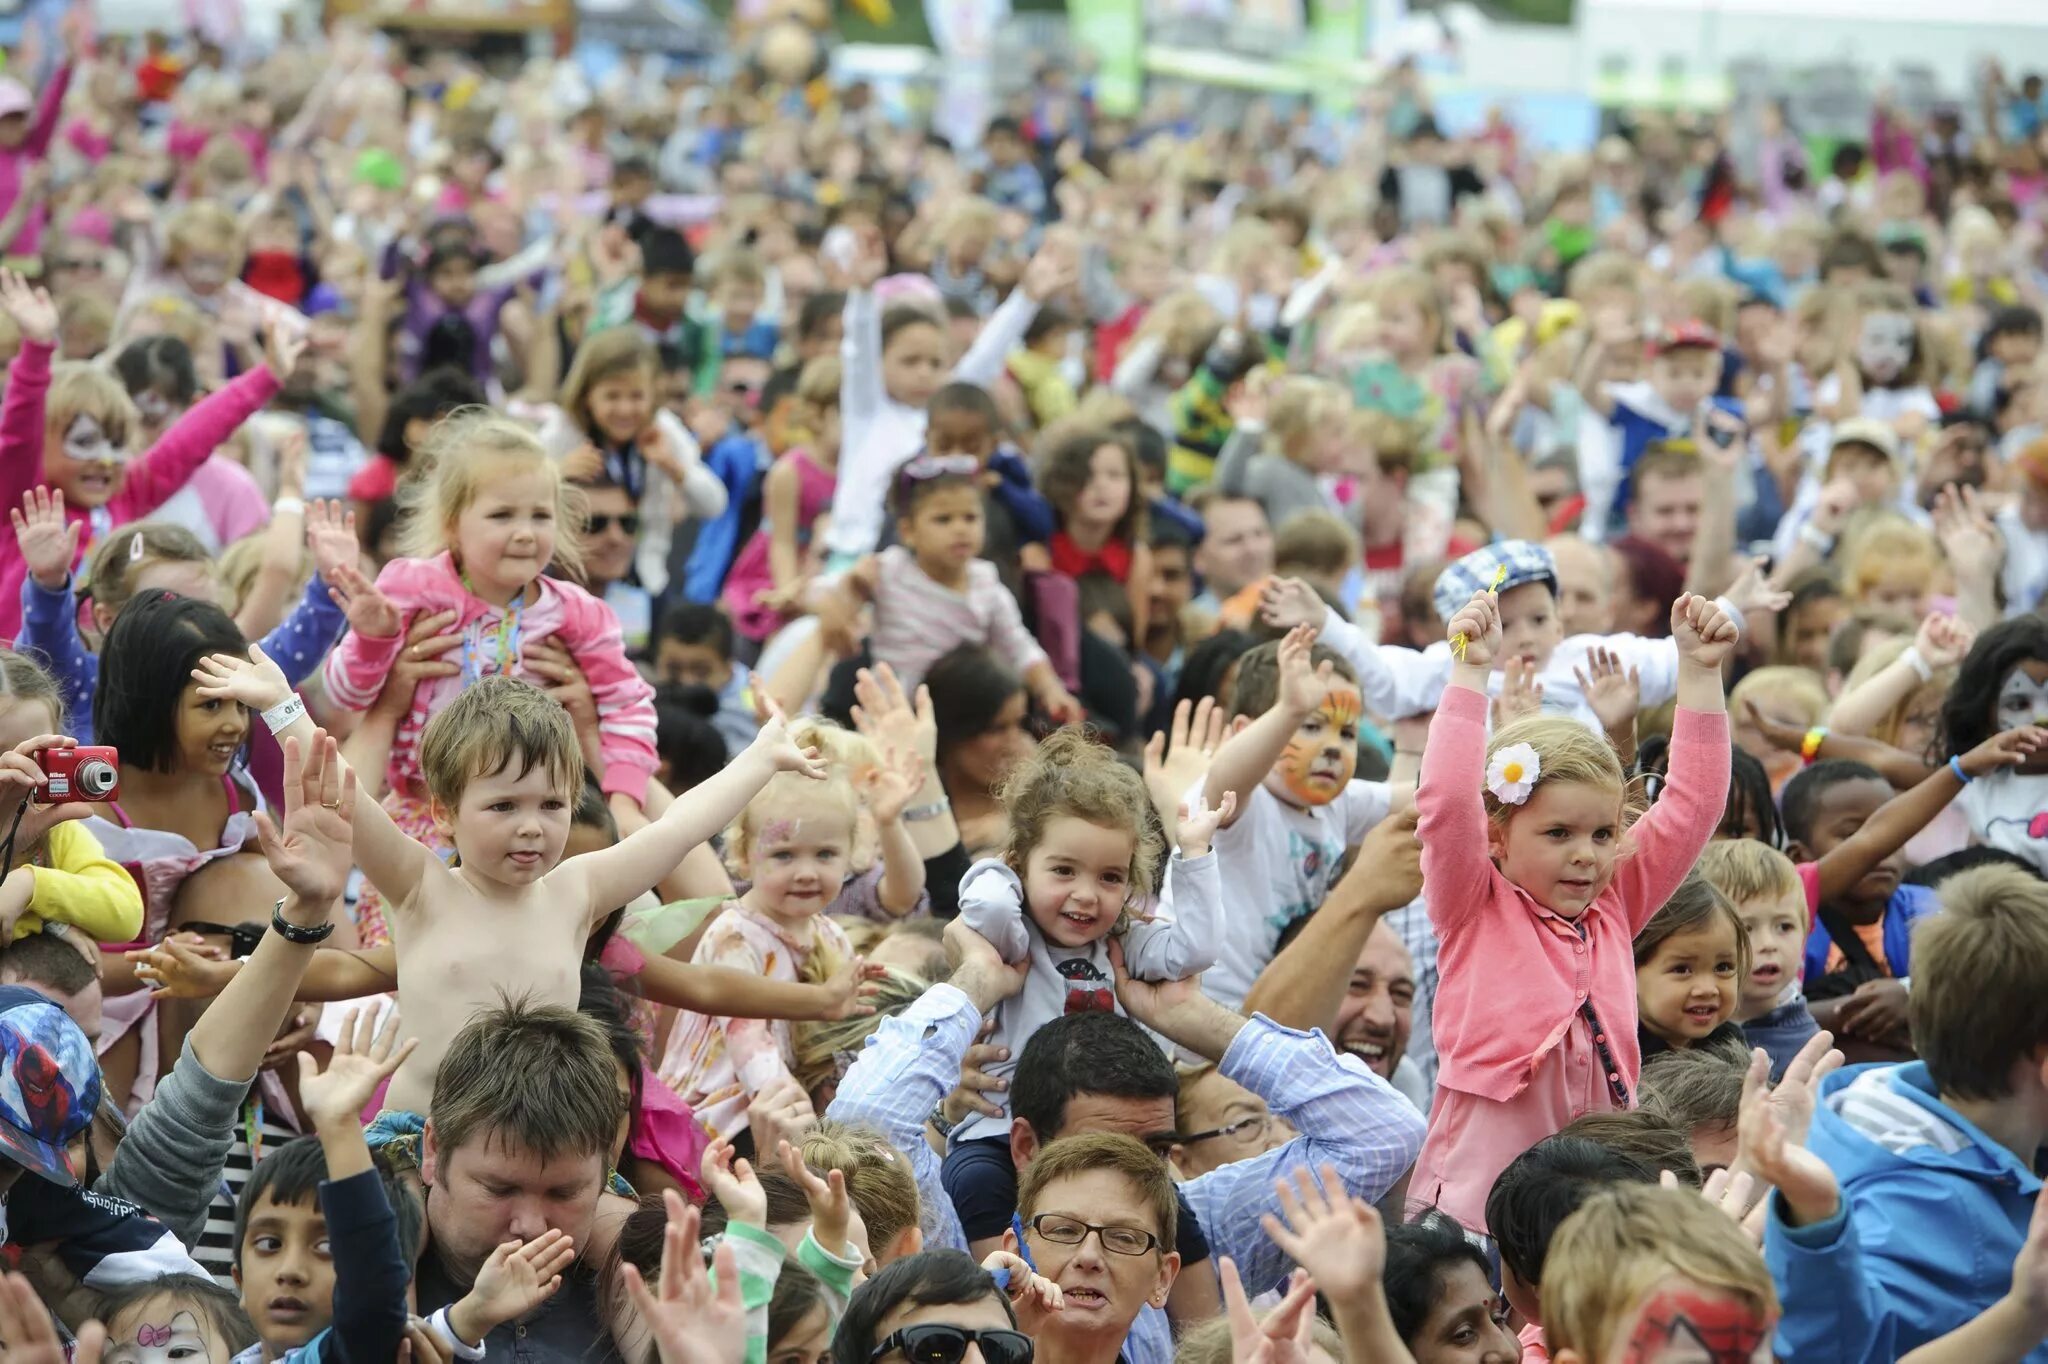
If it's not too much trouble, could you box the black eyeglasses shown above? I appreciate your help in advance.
[1178,1112,1278,1146]
[868,1325,1033,1364]
[587,514,641,535]
[1023,1213,1160,1256]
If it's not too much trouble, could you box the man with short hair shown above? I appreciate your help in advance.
[0,929,102,1043]
[829,925,1424,1364]
[1624,447,1706,565]
[415,1000,627,1363]
[1545,536,1617,638]
[1007,1135,1180,1364]
[832,1250,1026,1364]
[1188,493,1273,614]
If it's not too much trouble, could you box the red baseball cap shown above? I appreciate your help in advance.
[1652,321,1723,356]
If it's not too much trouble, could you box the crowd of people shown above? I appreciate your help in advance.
[0,9,2046,1364]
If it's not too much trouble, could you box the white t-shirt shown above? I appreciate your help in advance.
[1198,778,1392,1011]
[1959,770,2048,878]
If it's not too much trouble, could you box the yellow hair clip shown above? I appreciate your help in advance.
[1451,563,1509,662]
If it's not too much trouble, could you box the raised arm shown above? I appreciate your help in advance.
[111,322,298,518]
[1204,623,1326,829]
[1118,792,1233,982]
[1416,591,1506,926]
[1260,579,1449,720]
[953,249,1068,387]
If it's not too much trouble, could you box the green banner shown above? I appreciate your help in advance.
[1068,0,1144,114]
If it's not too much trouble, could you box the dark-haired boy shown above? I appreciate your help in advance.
[652,603,759,757]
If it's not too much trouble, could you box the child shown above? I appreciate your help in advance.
[653,603,761,760]
[725,356,841,644]
[817,457,1082,718]
[1213,375,1351,533]
[924,382,1054,577]
[1408,589,1733,1236]
[655,722,865,1145]
[229,1009,429,1364]
[1632,874,1749,1060]
[943,729,1228,1245]
[1695,840,1819,1078]
[1583,320,1741,536]
[594,226,704,359]
[1940,615,2048,878]
[194,656,827,1118]
[820,229,1058,566]
[1038,425,1152,648]
[1352,268,1473,560]
[1197,627,1396,1010]
[1544,1183,1777,1364]
[1728,665,1829,791]
[319,412,660,944]
[700,247,780,396]
[538,326,727,599]
[0,648,144,944]
[110,335,267,554]
[1842,517,1942,625]
[0,273,303,641]
[1264,539,1777,737]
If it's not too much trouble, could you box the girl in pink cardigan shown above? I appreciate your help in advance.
[1410,588,1733,1239]
[322,411,658,946]
[0,273,300,642]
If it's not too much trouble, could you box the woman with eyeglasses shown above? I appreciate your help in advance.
[1167,1063,1292,1179]
[1383,1213,1521,1364]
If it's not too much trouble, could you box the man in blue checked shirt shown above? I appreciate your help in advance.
[827,923,1426,1364]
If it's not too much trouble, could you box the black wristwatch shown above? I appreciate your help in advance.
[270,896,336,945]
[927,1102,959,1139]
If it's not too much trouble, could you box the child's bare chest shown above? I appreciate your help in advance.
[396,889,588,1004]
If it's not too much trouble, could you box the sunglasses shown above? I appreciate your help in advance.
[868,1326,1033,1364]
[587,513,642,535]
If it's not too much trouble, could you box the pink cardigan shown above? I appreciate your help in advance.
[1417,685,1729,1104]
[0,340,281,642]
[322,551,658,803]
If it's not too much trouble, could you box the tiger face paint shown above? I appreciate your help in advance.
[1271,686,1362,807]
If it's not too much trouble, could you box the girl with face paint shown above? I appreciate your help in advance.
[1943,616,2048,879]
[0,273,307,643]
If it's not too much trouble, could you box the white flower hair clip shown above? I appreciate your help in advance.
[1487,743,1541,805]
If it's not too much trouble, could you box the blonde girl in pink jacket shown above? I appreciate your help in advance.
[322,410,658,946]
[1409,588,1734,1240]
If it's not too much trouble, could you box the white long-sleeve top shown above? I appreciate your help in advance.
[823,285,1041,560]
[1315,603,1744,733]
[951,851,1220,1147]
[535,405,726,596]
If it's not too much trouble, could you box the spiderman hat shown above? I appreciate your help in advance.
[0,986,100,1186]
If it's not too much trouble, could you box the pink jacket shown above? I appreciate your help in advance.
[0,63,70,258]
[0,339,281,642]
[322,552,657,803]
[1417,685,1729,1103]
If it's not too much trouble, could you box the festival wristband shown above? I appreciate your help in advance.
[1950,755,1973,785]
[261,695,307,735]
[903,799,952,823]
[1799,726,1828,764]
[1900,647,1934,684]
[1798,523,1835,554]
[272,496,306,518]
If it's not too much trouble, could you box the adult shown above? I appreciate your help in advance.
[0,929,101,1044]
[1381,1215,1519,1364]
[416,1000,627,1363]
[1008,1136,1180,1364]
[925,646,1034,861]
[568,478,655,654]
[1622,447,1705,566]
[828,923,1426,1364]
[1188,493,1273,617]
[831,1250,1026,1364]
[1545,536,1617,638]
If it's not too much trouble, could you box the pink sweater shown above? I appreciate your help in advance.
[321,552,658,803]
[0,64,70,259]
[0,340,281,642]
[1418,685,1728,1103]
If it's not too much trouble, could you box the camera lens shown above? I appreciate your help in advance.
[75,760,117,797]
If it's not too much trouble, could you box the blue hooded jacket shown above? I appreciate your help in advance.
[1766,1061,2045,1363]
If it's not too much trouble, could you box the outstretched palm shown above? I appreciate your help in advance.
[255,730,356,907]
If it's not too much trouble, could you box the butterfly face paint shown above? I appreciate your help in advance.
[1996,663,2048,733]
[104,1309,220,1364]
[1614,1282,1773,1364]
[1276,687,1362,807]
[1856,311,1915,385]
[62,416,123,467]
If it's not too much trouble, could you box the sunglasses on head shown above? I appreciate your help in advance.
[868,1326,1033,1364]
[587,513,642,535]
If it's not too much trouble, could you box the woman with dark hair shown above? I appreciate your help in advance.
[924,644,1033,861]
[831,1250,1022,1364]
[1382,1213,1520,1363]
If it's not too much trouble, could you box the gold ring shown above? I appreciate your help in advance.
[321,799,343,809]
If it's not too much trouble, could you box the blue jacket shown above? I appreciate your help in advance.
[1801,884,1940,985]
[988,447,1056,544]
[681,433,767,604]
[1766,1062,2046,1363]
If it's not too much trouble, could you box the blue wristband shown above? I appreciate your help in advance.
[1950,754,1972,785]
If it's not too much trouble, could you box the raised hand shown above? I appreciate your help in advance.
[1932,482,2004,580]
[1961,725,2048,778]
[1809,477,1860,539]
[0,270,56,345]
[1274,623,1333,716]
[815,956,887,1021]
[861,747,926,826]
[1021,242,1080,303]
[454,1229,577,1342]
[1736,1046,1840,1227]
[980,1249,1063,1328]
[1492,656,1543,727]
[263,315,309,380]
[1915,612,1976,671]
[1222,1260,1320,1364]
[297,1004,418,1131]
[0,1272,103,1364]
[1037,684,1086,727]
[1724,556,1792,616]
[252,729,357,907]
[1143,696,1227,837]
[0,729,86,848]
[698,1140,767,1228]
[1444,590,1503,668]
[1671,592,1738,670]
[744,1075,818,1161]
[11,488,80,591]
[191,641,294,713]
[1258,577,1326,634]
[777,1139,855,1257]
[749,700,828,779]
[621,1194,747,1364]
[127,933,237,1000]
[1740,698,1807,754]
[1259,1163,1389,1302]
[326,561,401,640]
[1574,646,1642,736]
[306,500,365,584]
[1175,789,1235,858]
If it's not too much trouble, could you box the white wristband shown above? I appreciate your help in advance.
[261,695,306,735]
[1900,646,1934,684]
[273,496,306,518]
[1798,523,1835,554]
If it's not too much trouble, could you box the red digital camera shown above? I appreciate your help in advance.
[35,747,120,803]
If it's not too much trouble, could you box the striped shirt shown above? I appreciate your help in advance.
[868,547,1047,692]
